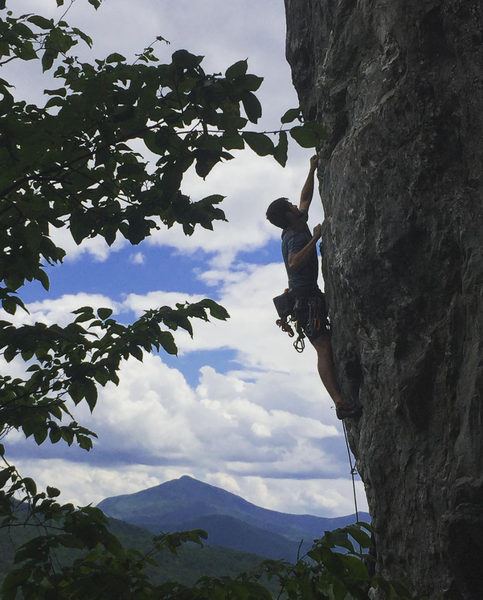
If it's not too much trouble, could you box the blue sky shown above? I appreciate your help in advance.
[4,0,367,518]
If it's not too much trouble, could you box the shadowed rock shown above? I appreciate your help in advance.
[284,1,483,598]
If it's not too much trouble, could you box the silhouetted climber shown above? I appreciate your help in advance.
[266,155,361,420]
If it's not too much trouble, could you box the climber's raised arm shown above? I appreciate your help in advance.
[299,154,319,213]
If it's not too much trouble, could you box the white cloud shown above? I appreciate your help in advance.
[1,293,119,328]
[12,458,366,518]
[50,227,128,263]
[7,346,349,496]
[129,252,146,265]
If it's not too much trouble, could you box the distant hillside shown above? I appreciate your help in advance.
[98,476,370,559]
[0,513,268,587]
[172,514,311,561]
[108,517,269,585]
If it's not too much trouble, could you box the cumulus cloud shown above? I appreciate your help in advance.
[49,227,128,263]
[12,457,366,518]
[6,341,356,514]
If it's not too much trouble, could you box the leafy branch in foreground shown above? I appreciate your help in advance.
[2,520,425,599]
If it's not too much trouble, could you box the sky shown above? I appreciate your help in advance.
[4,0,367,518]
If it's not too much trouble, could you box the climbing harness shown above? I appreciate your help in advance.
[273,289,306,352]
[342,419,360,523]
[273,290,324,353]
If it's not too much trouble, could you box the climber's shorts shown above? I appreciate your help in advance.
[293,289,331,341]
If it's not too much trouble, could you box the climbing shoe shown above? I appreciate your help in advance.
[336,402,362,420]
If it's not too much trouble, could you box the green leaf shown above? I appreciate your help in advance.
[77,434,93,451]
[195,158,217,179]
[0,468,13,489]
[346,524,373,548]
[172,49,203,69]
[130,345,143,362]
[239,74,263,92]
[33,426,48,445]
[290,122,328,148]
[2,568,31,600]
[22,477,37,496]
[105,52,126,63]
[68,382,84,404]
[97,307,113,320]
[242,132,274,157]
[281,107,301,124]
[27,15,53,30]
[221,134,245,151]
[225,59,248,80]
[15,43,37,61]
[70,211,93,245]
[41,50,56,72]
[159,332,178,355]
[241,91,262,123]
[342,554,369,580]
[49,425,62,445]
[198,298,230,321]
[2,298,15,315]
[37,269,50,291]
[47,486,61,498]
[60,427,75,446]
[74,312,94,324]
[44,87,67,97]
[45,97,65,109]
[84,381,98,412]
[273,130,288,167]
[72,27,93,47]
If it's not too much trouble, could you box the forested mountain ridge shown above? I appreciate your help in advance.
[0,512,268,586]
[98,475,369,560]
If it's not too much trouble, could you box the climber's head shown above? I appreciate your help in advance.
[266,197,301,229]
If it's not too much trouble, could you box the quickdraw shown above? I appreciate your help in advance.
[305,296,322,338]
[276,312,305,353]
[293,325,305,353]
[274,290,325,354]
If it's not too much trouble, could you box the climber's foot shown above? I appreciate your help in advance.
[336,402,362,420]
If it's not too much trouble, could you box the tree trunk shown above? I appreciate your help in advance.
[284,1,483,598]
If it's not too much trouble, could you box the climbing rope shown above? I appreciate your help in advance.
[342,420,360,523]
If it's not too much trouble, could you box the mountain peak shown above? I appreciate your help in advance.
[98,476,369,559]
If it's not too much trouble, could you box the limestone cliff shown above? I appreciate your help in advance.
[284,1,483,598]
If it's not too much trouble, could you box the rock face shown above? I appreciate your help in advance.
[284,1,483,598]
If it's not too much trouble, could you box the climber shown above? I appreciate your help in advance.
[266,155,361,420]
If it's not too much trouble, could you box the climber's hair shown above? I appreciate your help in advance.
[266,197,291,229]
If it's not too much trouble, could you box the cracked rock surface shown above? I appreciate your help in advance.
[284,1,483,598]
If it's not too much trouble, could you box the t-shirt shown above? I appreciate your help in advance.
[281,212,319,291]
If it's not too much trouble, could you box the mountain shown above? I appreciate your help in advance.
[98,476,370,559]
